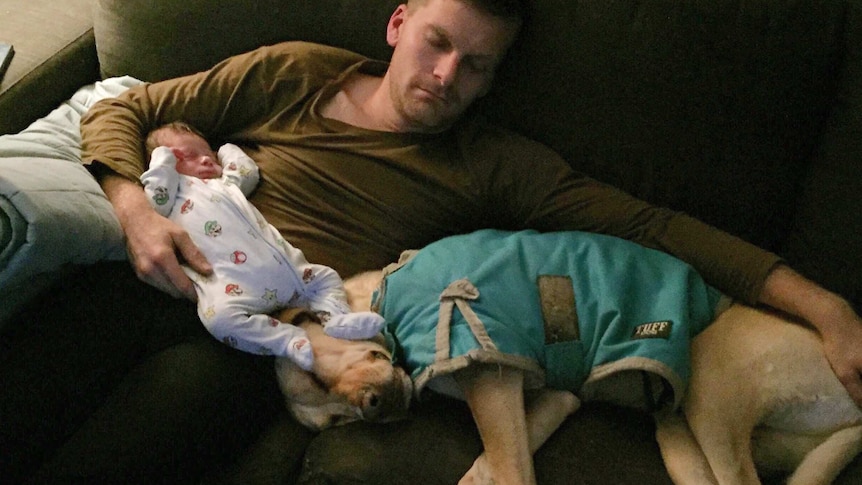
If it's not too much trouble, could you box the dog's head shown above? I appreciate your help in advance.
[275,332,412,430]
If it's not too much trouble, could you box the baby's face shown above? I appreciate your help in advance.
[162,131,223,179]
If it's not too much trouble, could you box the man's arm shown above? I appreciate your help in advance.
[758,264,862,405]
[100,173,211,299]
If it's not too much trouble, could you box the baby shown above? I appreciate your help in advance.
[141,122,384,370]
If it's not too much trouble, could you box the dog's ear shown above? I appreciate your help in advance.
[274,357,326,404]
[275,357,357,430]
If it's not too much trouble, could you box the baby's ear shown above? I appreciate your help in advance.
[169,147,184,161]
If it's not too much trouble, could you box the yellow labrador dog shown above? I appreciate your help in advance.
[273,308,413,430]
[340,229,862,485]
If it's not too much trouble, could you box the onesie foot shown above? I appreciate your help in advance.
[287,335,313,371]
[323,312,386,340]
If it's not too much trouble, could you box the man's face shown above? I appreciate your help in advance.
[161,131,223,179]
[385,0,519,133]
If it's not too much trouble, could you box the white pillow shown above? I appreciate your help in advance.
[0,76,143,327]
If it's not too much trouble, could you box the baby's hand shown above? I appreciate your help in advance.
[323,312,386,340]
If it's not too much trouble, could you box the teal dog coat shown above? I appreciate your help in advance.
[373,229,725,410]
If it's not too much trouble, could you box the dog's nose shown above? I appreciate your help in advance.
[363,390,380,412]
[360,384,409,423]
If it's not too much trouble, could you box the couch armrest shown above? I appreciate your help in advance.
[0,0,99,135]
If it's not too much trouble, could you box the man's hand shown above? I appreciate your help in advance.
[760,264,862,406]
[101,174,212,299]
[814,301,862,406]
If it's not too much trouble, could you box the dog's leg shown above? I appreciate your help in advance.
[460,388,579,485]
[787,425,862,485]
[523,388,580,453]
[686,391,761,484]
[455,365,579,485]
[654,410,719,485]
[683,315,763,484]
[455,364,534,485]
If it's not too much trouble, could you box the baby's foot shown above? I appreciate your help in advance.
[323,312,386,340]
[287,335,313,371]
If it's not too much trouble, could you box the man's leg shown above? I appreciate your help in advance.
[0,262,178,481]
[0,262,282,483]
[30,338,284,484]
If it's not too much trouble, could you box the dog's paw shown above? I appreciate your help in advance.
[458,454,496,485]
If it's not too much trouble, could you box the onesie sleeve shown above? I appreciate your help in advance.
[140,146,180,216]
[217,143,260,197]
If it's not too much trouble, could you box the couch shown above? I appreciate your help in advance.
[1,0,861,483]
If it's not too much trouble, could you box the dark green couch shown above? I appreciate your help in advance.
[1,0,861,483]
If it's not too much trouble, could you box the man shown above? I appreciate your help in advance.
[19,0,862,482]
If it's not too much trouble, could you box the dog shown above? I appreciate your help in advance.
[273,307,413,430]
[341,229,862,485]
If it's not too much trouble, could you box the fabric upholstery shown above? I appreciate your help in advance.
[94,0,401,82]
[478,0,845,252]
[0,0,98,135]
[782,0,862,310]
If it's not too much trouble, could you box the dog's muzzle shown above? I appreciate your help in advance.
[361,367,413,423]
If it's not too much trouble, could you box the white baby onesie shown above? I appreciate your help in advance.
[141,144,383,369]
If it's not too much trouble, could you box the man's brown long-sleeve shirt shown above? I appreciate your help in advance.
[81,41,780,302]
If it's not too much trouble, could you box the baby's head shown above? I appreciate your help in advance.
[146,122,223,179]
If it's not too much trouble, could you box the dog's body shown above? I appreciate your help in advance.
[348,228,862,485]
[656,304,862,485]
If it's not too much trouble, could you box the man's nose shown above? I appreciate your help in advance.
[433,52,460,87]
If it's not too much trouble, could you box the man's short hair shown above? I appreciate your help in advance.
[463,0,527,24]
[409,0,527,25]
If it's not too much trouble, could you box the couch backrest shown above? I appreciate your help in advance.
[476,0,844,253]
[95,0,401,81]
[94,0,861,308]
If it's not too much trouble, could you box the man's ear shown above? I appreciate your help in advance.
[386,4,409,47]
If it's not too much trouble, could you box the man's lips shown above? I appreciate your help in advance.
[416,86,448,104]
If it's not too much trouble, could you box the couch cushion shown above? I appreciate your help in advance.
[0,0,99,135]
[300,395,675,485]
